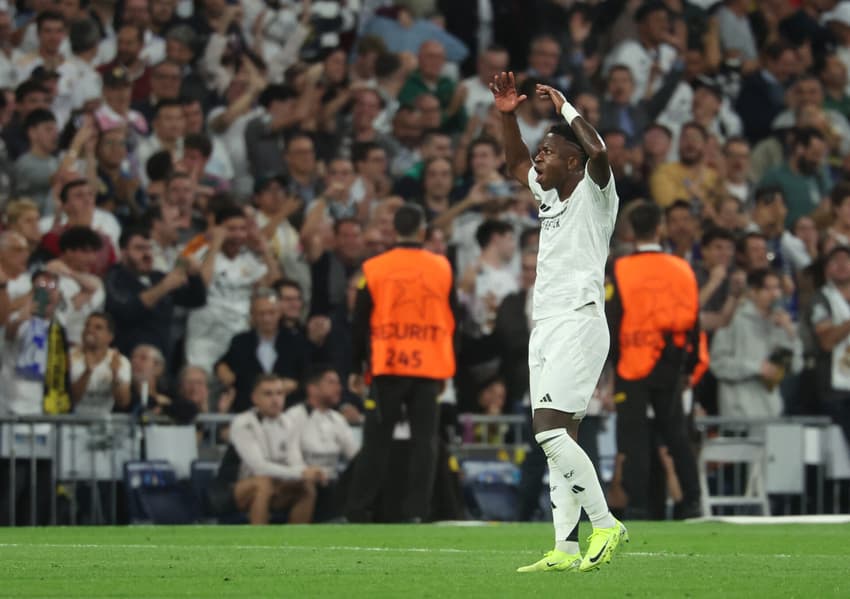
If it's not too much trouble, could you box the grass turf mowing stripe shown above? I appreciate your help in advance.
[1,523,848,598]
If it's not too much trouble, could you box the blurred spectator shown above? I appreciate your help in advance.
[244,84,300,181]
[94,66,149,144]
[287,365,359,521]
[38,179,119,276]
[308,217,365,317]
[70,312,131,415]
[13,108,59,214]
[0,231,34,312]
[46,225,105,345]
[133,60,181,125]
[98,23,151,103]
[808,245,850,442]
[649,121,723,215]
[747,186,812,277]
[105,226,205,361]
[458,219,517,336]
[758,127,830,229]
[735,41,797,144]
[398,40,466,133]
[226,374,327,525]
[696,227,746,333]
[710,268,803,418]
[460,45,507,119]
[722,136,754,206]
[3,80,51,160]
[662,200,699,263]
[215,288,303,414]
[2,270,70,415]
[95,125,144,224]
[137,99,186,183]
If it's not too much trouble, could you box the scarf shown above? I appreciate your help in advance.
[43,319,70,414]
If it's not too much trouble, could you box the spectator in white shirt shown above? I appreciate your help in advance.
[45,226,105,345]
[461,45,508,119]
[70,312,131,414]
[229,374,328,524]
[136,99,185,185]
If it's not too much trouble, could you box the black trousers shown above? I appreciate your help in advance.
[616,377,700,519]
[345,376,441,522]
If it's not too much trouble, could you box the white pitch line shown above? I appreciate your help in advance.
[0,543,841,559]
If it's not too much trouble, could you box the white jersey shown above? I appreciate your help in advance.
[528,164,618,321]
[70,348,131,416]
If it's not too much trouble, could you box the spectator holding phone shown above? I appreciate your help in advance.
[709,268,803,418]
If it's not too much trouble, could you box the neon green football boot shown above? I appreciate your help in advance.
[516,549,582,573]
[579,519,629,572]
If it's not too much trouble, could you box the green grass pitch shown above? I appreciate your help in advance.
[1,522,847,598]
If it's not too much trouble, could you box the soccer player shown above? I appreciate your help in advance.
[490,72,627,572]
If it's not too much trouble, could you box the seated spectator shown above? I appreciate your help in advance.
[70,312,131,415]
[226,375,327,525]
[44,226,105,345]
[286,365,359,521]
[13,108,59,216]
[105,226,206,363]
[184,204,279,372]
[710,269,803,418]
[128,343,196,422]
[216,289,304,414]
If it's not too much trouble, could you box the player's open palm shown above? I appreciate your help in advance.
[490,72,526,113]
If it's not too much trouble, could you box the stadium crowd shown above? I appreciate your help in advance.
[1,0,850,524]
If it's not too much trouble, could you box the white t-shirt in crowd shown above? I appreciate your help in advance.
[39,209,122,252]
[188,246,268,318]
[285,403,359,477]
[70,348,131,415]
[462,75,495,118]
[527,163,618,321]
[470,262,518,335]
[55,274,105,345]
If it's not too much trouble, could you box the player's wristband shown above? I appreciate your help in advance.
[560,102,580,125]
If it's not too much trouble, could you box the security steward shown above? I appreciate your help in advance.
[345,203,458,523]
[606,201,702,520]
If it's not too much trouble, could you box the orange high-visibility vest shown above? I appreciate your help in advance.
[690,331,710,387]
[363,247,456,379]
[613,252,699,381]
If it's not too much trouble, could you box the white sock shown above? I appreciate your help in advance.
[548,458,581,555]
[536,429,616,530]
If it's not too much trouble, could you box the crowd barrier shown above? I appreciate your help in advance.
[1,413,847,526]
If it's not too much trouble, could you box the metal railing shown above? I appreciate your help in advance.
[1,412,846,526]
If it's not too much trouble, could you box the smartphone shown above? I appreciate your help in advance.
[33,287,49,317]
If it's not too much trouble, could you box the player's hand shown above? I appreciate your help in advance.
[489,72,527,114]
[536,84,566,114]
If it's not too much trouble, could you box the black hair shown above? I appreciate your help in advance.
[273,277,302,296]
[519,226,540,250]
[59,179,88,203]
[59,225,103,253]
[831,181,850,209]
[69,18,100,54]
[86,311,115,334]
[754,186,786,206]
[352,141,383,164]
[746,267,779,289]
[681,121,708,141]
[547,123,588,162]
[635,1,668,22]
[791,126,825,149]
[334,216,362,236]
[628,202,662,239]
[153,98,182,118]
[393,203,425,237]
[214,204,246,225]
[184,133,212,158]
[374,52,402,79]
[14,80,48,104]
[119,225,150,249]
[664,199,693,218]
[475,219,514,249]
[736,231,767,255]
[252,373,284,392]
[305,364,338,387]
[36,11,65,32]
[146,150,174,182]
[258,84,297,109]
[701,227,736,247]
[24,108,55,132]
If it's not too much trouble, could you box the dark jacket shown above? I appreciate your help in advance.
[492,289,531,406]
[216,325,326,413]
[735,71,787,145]
[104,265,206,361]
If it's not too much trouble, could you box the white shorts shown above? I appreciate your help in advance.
[528,302,610,419]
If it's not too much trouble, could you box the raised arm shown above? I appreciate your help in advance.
[490,72,533,187]
[536,84,610,188]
